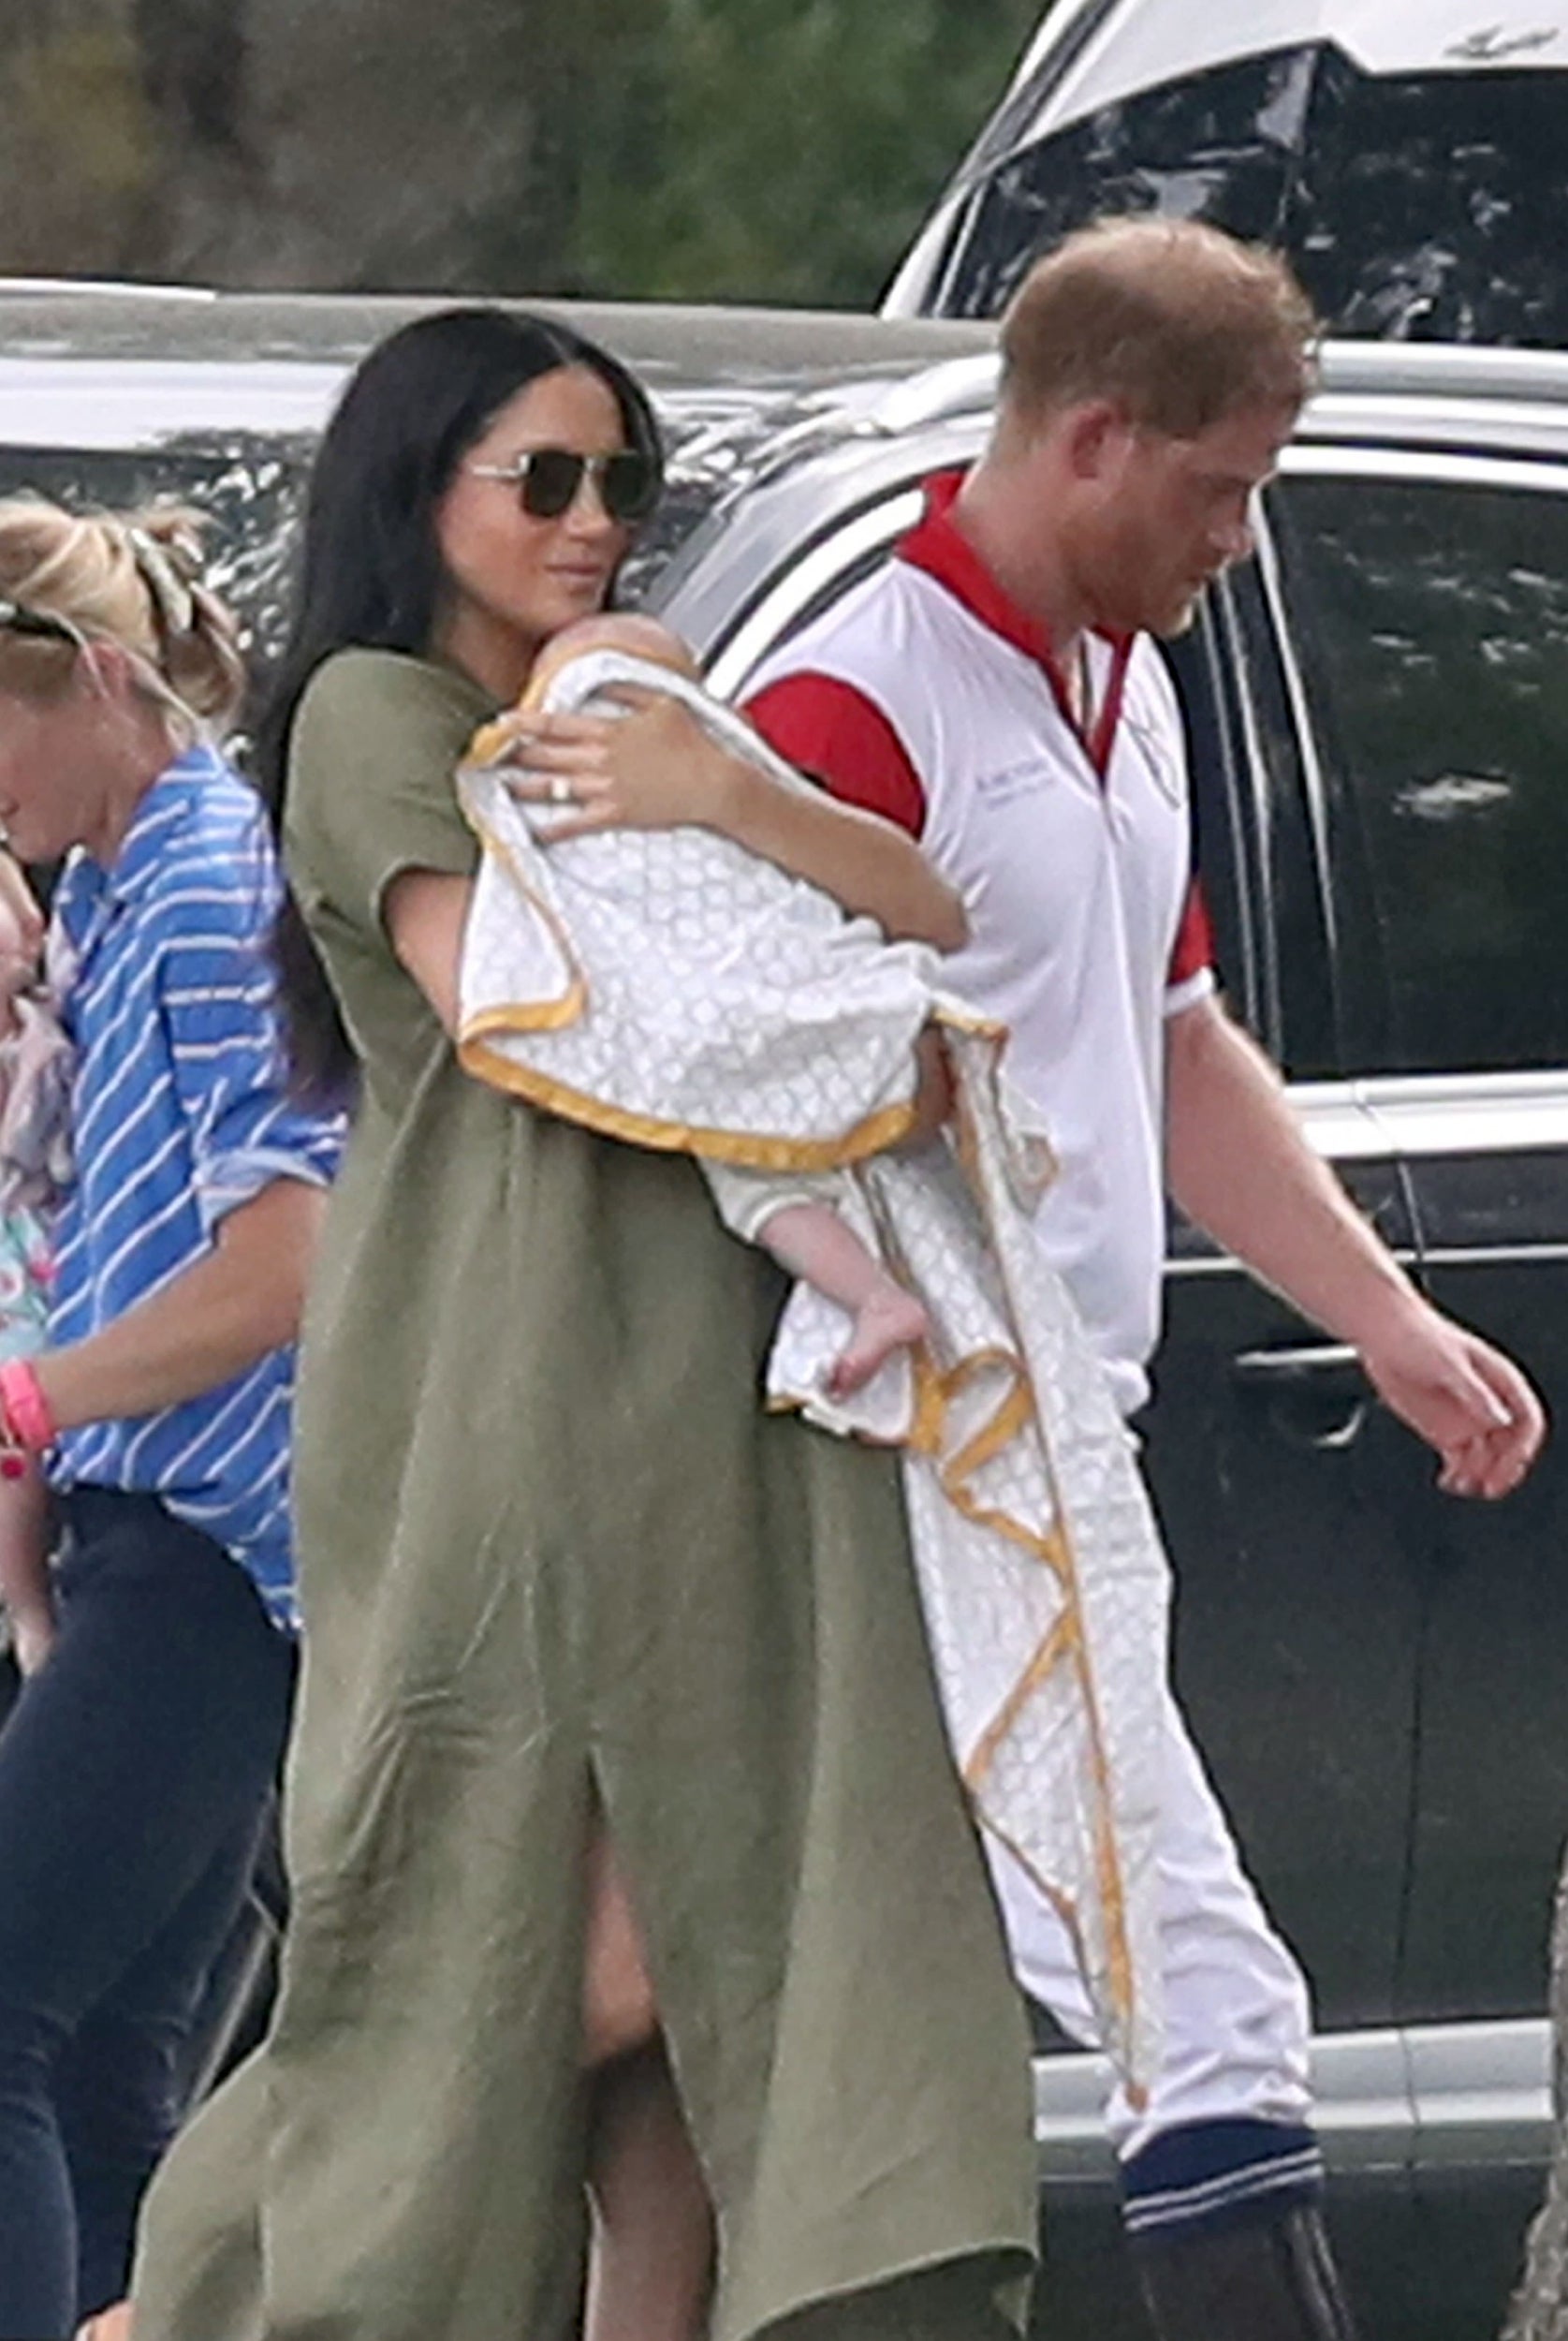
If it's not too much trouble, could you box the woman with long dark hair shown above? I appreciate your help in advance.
[132,307,1035,2341]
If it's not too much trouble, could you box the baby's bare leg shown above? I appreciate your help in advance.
[759,1200,928,1398]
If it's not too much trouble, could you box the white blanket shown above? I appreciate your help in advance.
[457,649,1171,2095]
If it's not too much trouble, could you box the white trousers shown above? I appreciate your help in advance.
[986,1684,1314,2162]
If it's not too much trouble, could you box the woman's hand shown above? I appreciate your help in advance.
[499,692,967,951]
[500,691,735,843]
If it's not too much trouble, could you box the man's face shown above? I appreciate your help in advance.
[1074,401,1295,639]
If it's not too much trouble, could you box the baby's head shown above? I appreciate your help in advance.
[529,612,701,700]
[465,614,704,769]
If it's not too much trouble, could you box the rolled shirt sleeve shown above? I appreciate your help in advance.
[156,858,340,1235]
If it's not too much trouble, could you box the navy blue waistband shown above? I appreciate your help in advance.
[1121,2117,1325,2238]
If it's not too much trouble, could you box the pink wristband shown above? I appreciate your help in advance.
[0,1360,56,1455]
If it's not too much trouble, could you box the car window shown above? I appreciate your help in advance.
[927,46,1568,346]
[0,401,792,670]
[1266,466,1568,1078]
[0,438,314,670]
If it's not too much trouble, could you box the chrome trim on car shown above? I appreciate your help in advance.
[0,357,347,448]
[1279,1074,1568,1163]
[702,484,928,696]
[1165,1073,1568,1278]
[1032,2019,1550,2186]
[1416,1245,1568,1269]
[1353,1072,1568,1158]
[863,353,999,433]
[1278,444,1568,493]
[1245,513,1339,963]
[1410,2021,1555,2171]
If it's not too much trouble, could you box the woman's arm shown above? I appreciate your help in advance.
[32,1177,327,1434]
[384,868,469,1038]
[501,693,968,951]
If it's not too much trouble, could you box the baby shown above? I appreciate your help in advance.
[461,611,1174,2105]
[0,851,70,1677]
[472,611,940,1401]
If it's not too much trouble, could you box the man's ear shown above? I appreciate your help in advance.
[1062,399,1134,484]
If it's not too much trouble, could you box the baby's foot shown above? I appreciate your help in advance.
[828,1281,929,1399]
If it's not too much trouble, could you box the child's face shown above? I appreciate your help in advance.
[0,681,119,868]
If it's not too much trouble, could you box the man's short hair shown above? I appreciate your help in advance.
[999,215,1319,438]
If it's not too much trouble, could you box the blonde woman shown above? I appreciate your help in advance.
[0,499,341,2341]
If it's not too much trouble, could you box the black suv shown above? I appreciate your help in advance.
[2,286,1565,2338]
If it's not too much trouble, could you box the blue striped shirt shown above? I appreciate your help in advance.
[47,744,342,1627]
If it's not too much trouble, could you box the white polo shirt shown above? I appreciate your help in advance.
[746,468,1213,1416]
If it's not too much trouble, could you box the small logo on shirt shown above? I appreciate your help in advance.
[975,758,1049,808]
[1121,716,1185,807]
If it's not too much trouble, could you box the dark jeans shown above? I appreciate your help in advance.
[0,1490,295,2338]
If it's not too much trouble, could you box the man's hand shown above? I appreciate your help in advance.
[1165,998,1548,1501]
[1358,1294,1546,1499]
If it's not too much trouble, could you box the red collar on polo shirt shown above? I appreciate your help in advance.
[897,468,1134,780]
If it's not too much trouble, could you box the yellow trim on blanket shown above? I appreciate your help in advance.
[932,1352,1138,2046]
[979,1809,1150,2115]
[455,783,592,1032]
[962,1609,1080,1789]
[455,760,923,1166]
[456,1033,920,1170]
[909,1075,1138,2069]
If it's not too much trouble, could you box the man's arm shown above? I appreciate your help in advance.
[1165,993,1546,1499]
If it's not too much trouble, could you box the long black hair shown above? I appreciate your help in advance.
[256,305,663,1098]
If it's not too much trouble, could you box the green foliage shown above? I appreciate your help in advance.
[0,0,1055,302]
[554,0,1045,305]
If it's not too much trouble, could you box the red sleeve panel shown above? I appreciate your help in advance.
[1168,879,1216,988]
[743,673,928,839]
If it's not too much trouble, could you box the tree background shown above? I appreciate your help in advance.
[0,0,1046,304]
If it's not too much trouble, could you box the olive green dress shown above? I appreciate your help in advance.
[132,650,1037,2341]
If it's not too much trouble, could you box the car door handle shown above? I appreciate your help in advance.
[1231,1344,1369,1450]
[1231,1343,1364,1391]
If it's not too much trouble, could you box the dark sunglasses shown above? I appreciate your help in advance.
[466,446,659,525]
[0,600,85,651]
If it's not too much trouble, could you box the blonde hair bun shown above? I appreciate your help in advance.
[0,493,246,735]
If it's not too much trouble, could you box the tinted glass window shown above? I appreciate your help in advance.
[1267,469,1568,1076]
[0,403,760,669]
[935,46,1568,347]
[0,438,314,671]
